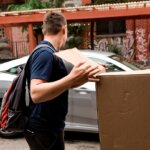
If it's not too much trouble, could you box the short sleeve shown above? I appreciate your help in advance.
[30,50,54,81]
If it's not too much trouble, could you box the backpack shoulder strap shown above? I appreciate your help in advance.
[25,44,53,68]
[32,44,54,53]
[24,44,54,106]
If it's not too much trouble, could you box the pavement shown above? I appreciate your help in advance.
[0,137,100,150]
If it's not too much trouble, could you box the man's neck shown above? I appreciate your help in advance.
[44,35,60,51]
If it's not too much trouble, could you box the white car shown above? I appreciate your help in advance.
[0,50,142,137]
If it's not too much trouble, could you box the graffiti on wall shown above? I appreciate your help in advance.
[88,37,122,52]
[88,30,135,60]
[122,30,134,60]
[135,28,147,62]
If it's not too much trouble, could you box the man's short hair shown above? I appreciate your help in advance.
[42,12,67,35]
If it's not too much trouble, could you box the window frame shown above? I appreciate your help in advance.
[96,20,126,36]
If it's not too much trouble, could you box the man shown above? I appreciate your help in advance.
[24,12,105,150]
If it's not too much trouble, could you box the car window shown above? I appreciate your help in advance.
[4,64,25,74]
[88,57,124,72]
[110,55,144,70]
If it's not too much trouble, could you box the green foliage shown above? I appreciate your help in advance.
[65,36,83,49]
[108,44,122,55]
[65,23,84,49]
[7,0,53,11]
[53,0,65,7]
[7,0,67,11]
[68,24,84,36]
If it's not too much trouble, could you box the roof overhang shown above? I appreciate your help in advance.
[0,1,150,26]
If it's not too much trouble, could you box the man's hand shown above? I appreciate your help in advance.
[88,64,106,82]
[67,61,106,88]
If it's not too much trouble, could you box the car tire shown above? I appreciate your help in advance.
[0,129,23,138]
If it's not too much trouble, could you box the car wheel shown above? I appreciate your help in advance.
[0,129,23,138]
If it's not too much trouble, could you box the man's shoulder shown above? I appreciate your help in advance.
[38,40,55,52]
[32,46,54,58]
[34,44,54,54]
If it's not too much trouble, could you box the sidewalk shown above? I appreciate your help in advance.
[0,137,100,150]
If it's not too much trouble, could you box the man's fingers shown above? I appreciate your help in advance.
[88,77,100,82]
[74,62,106,78]
[75,62,92,73]
[86,65,105,76]
[75,61,86,68]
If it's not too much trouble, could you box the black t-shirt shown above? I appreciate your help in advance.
[26,40,68,132]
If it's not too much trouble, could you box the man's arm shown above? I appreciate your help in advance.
[30,62,105,103]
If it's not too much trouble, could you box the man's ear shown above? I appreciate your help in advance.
[62,25,67,35]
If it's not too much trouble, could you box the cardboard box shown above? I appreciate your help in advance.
[55,48,101,67]
[96,70,150,150]
[55,48,104,75]
[55,48,85,66]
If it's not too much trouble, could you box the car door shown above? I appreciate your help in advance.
[0,64,25,101]
[66,81,98,132]
[0,73,15,100]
